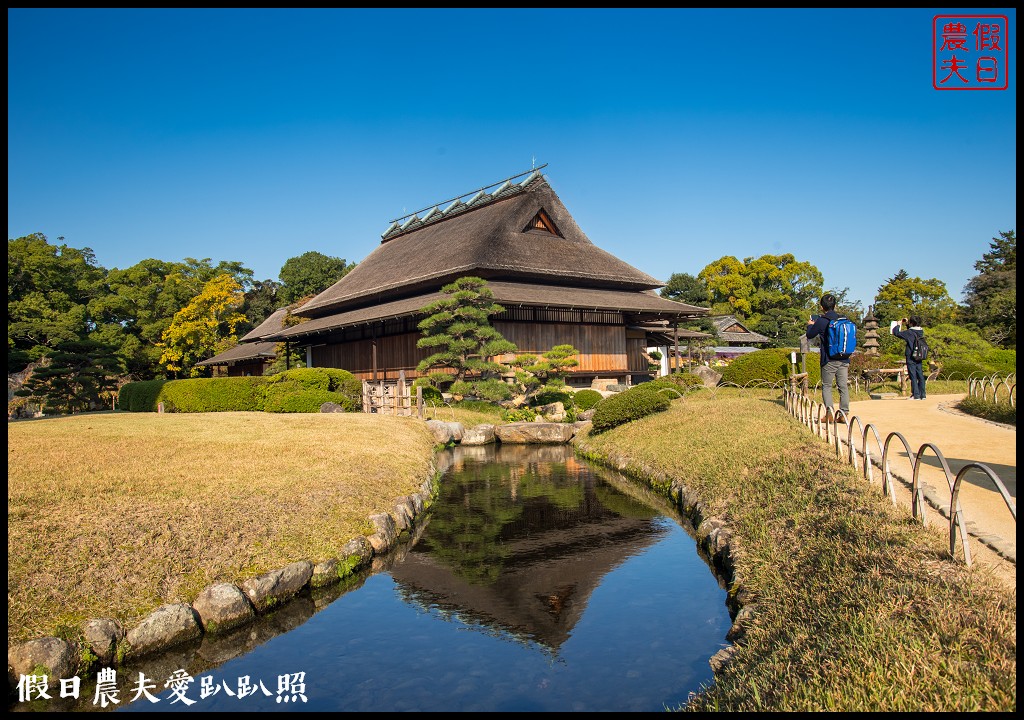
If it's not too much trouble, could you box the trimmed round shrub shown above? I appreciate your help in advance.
[641,379,688,399]
[590,385,671,434]
[262,368,361,413]
[983,348,1016,376]
[533,387,573,407]
[671,372,705,389]
[936,358,995,381]
[572,389,603,411]
[720,348,821,388]
[117,379,168,412]
[418,385,443,404]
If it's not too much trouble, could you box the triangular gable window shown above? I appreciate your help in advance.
[523,209,562,237]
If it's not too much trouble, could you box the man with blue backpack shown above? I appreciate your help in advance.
[806,293,857,423]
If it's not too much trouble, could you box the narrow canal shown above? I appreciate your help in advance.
[118,443,730,712]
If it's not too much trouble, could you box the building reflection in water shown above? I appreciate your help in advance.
[391,444,667,654]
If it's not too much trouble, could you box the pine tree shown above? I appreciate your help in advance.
[416,277,517,386]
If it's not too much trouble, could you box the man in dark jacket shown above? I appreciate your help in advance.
[806,293,850,421]
[891,315,927,399]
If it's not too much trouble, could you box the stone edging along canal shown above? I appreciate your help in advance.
[7,418,747,694]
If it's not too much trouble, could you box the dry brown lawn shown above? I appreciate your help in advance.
[7,411,437,646]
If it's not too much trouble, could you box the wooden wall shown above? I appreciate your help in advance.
[494,321,628,373]
[310,320,649,381]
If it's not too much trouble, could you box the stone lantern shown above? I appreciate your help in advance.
[862,305,880,356]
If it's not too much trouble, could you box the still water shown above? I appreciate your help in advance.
[117,443,730,712]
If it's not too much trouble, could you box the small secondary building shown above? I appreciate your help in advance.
[196,307,289,377]
[267,169,709,387]
[709,315,772,358]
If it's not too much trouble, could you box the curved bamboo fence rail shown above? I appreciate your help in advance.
[783,386,1016,567]
[967,372,1016,408]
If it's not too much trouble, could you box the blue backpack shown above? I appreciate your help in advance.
[826,316,857,360]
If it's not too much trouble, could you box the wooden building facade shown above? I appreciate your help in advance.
[269,170,708,387]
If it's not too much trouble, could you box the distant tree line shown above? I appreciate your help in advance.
[8,233,354,413]
[661,230,1015,364]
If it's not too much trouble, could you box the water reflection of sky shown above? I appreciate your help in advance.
[113,447,730,713]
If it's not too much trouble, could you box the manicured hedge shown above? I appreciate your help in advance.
[719,348,821,388]
[118,368,363,413]
[117,380,168,412]
[572,389,603,411]
[590,384,671,434]
[158,377,267,412]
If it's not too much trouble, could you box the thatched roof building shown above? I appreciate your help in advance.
[267,170,709,386]
[712,315,771,346]
[196,307,288,377]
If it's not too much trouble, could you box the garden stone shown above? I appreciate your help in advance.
[392,497,416,531]
[240,561,313,614]
[311,559,340,588]
[192,583,256,634]
[341,536,374,567]
[8,637,77,685]
[461,423,496,445]
[367,512,398,553]
[319,402,346,413]
[537,401,566,422]
[709,645,737,673]
[81,618,124,665]
[425,420,454,444]
[125,603,202,658]
[571,420,592,437]
[691,365,722,388]
[494,422,575,444]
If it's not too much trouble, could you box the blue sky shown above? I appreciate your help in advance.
[7,8,1017,311]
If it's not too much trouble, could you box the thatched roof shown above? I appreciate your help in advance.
[239,307,290,343]
[270,281,707,342]
[712,315,771,344]
[197,307,288,367]
[296,173,668,319]
[195,341,277,367]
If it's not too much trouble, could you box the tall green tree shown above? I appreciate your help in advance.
[278,251,355,305]
[660,272,710,306]
[239,279,282,336]
[873,269,958,326]
[698,254,823,323]
[962,230,1015,347]
[158,274,246,377]
[88,257,254,380]
[416,277,517,386]
[8,233,106,372]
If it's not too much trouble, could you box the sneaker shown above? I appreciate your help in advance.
[835,416,847,424]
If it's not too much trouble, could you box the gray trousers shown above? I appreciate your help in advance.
[821,360,850,415]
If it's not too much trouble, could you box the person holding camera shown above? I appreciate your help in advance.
[890,316,928,400]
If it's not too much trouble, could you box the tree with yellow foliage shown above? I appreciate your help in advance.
[158,274,246,377]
